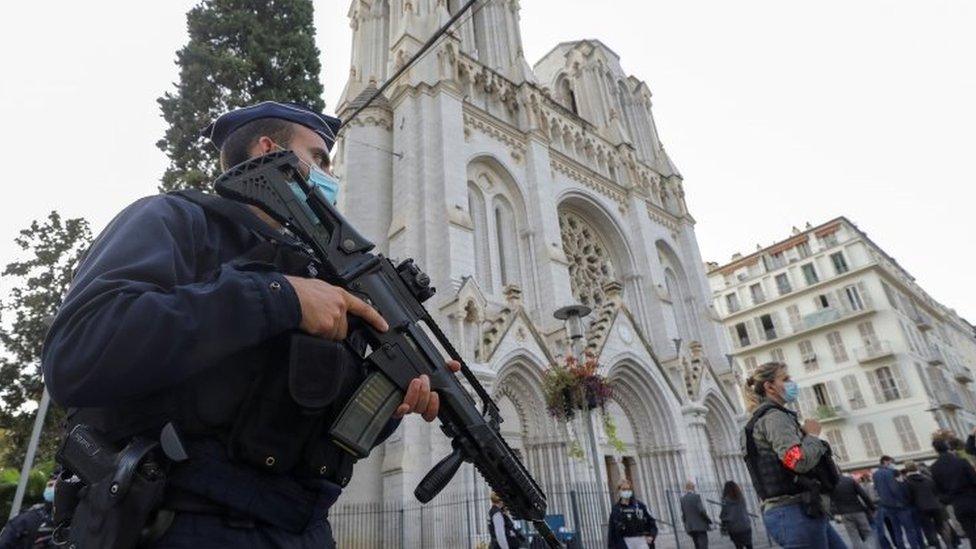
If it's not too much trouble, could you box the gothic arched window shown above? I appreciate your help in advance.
[493,196,520,288]
[558,209,616,308]
[468,183,492,290]
[556,75,579,115]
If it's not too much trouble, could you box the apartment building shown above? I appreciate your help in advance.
[707,217,976,470]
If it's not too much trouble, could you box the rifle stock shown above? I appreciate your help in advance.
[214,151,562,548]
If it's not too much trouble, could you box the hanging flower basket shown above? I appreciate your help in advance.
[542,354,613,422]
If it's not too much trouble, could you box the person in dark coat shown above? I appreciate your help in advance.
[0,478,55,549]
[39,102,461,548]
[904,461,951,549]
[680,481,712,549]
[607,480,657,549]
[831,474,875,549]
[931,433,976,545]
[874,455,923,549]
[719,481,752,549]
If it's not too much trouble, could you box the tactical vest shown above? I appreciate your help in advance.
[488,506,522,549]
[743,402,806,501]
[616,501,650,537]
[67,190,366,487]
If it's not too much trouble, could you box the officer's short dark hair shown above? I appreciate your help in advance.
[219,118,296,170]
[879,455,893,465]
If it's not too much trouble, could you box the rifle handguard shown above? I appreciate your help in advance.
[415,446,465,503]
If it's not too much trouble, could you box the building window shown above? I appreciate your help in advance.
[796,242,812,258]
[830,252,849,275]
[735,323,751,347]
[799,340,818,371]
[841,374,866,409]
[812,383,831,408]
[758,314,777,340]
[859,423,883,458]
[820,232,840,248]
[769,251,786,269]
[770,348,785,363]
[815,294,831,310]
[725,293,740,313]
[893,416,920,452]
[750,283,766,305]
[786,305,802,331]
[844,285,865,311]
[826,331,849,362]
[775,273,792,295]
[881,281,899,311]
[873,366,902,402]
[802,263,819,285]
[857,321,878,347]
[825,430,850,462]
[744,356,758,372]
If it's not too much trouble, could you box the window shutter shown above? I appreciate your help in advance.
[787,305,802,331]
[891,363,910,398]
[866,370,884,403]
[798,387,816,417]
[842,374,865,409]
[834,289,850,312]
[752,317,764,342]
[857,281,873,308]
[728,326,740,349]
[826,381,843,410]
[769,311,784,337]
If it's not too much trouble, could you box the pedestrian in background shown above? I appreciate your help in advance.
[931,431,976,545]
[831,474,875,549]
[873,455,922,549]
[680,481,712,549]
[719,480,753,549]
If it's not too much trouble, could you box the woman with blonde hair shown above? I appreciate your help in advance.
[488,492,525,549]
[741,361,845,548]
[607,479,658,548]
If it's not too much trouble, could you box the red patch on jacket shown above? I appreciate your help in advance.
[782,445,803,470]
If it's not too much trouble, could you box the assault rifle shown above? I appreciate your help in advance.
[214,151,562,548]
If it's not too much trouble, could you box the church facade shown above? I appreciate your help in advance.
[331,1,750,546]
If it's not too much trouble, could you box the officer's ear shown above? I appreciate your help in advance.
[254,136,278,155]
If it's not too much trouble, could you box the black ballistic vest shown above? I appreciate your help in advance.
[68,190,366,486]
[743,402,807,501]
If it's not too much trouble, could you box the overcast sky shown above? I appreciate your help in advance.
[1,1,973,321]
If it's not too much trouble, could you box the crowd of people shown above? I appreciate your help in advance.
[833,428,976,549]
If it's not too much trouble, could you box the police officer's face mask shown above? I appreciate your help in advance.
[271,143,341,205]
[619,489,633,500]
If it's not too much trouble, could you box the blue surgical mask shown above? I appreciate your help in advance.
[307,166,340,205]
[783,380,799,403]
[43,486,54,503]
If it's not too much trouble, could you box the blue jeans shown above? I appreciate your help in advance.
[874,506,923,549]
[763,503,847,548]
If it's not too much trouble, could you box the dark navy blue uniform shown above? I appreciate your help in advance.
[42,193,392,548]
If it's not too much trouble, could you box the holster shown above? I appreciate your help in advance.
[796,476,825,518]
[55,425,170,549]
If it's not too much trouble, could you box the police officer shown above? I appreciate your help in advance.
[41,101,460,548]
[488,492,525,549]
[0,477,55,549]
[740,361,846,548]
[607,480,657,549]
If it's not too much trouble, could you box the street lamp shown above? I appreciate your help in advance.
[554,304,609,518]
[554,304,592,359]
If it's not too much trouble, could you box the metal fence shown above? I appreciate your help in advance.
[329,481,782,548]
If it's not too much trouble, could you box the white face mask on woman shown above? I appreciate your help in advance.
[619,490,633,500]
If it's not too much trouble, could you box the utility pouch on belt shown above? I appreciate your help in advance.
[228,332,360,476]
[55,424,170,549]
[796,476,824,518]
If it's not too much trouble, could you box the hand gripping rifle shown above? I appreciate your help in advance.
[214,151,562,548]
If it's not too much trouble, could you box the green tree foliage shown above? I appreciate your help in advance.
[0,212,92,469]
[156,0,326,192]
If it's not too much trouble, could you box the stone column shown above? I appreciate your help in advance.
[681,403,718,490]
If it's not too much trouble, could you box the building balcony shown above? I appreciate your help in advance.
[854,341,895,364]
[933,390,964,410]
[914,313,933,331]
[926,347,946,366]
[734,304,875,354]
[953,365,975,384]
[815,405,846,423]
